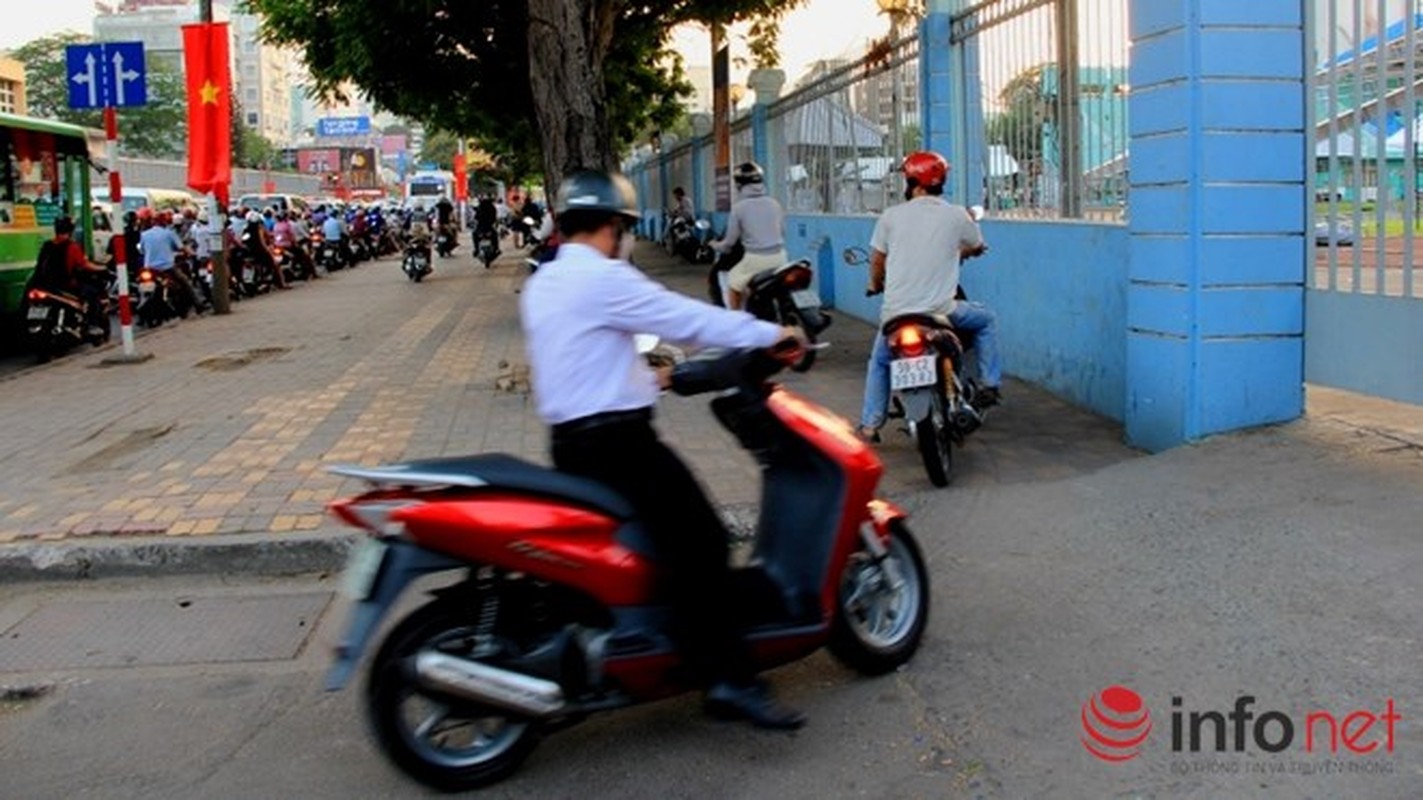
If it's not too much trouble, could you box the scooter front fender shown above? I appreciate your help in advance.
[325,540,465,691]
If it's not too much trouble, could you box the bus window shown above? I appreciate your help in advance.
[8,129,64,229]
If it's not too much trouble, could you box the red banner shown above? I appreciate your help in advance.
[182,23,232,201]
[452,152,468,202]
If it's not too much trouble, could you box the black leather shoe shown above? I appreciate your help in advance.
[704,680,806,730]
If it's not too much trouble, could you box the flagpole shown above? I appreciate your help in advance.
[200,0,232,314]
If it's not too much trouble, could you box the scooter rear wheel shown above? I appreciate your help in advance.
[367,597,541,792]
[828,521,929,675]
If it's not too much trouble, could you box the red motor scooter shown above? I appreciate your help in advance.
[324,346,930,791]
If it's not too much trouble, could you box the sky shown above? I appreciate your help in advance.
[0,0,97,52]
[1,0,889,84]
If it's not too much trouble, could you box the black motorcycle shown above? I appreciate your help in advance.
[23,282,109,363]
[844,239,989,488]
[474,228,499,269]
[403,241,433,282]
[435,223,458,258]
[708,247,830,373]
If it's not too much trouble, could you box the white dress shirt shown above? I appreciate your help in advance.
[520,242,783,424]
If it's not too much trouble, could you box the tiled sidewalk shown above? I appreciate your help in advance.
[0,242,1136,545]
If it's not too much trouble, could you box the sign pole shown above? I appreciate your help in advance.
[105,106,140,359]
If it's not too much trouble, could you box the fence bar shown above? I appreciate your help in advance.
[1407,1,1417,297]
[1327,0,1341,291]
[1375,0,1388,296]
[1056,0,1082,217]
[1351,0,1365,293]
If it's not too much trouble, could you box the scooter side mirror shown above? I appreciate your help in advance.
[842,246,869,266]
[694,220,711,230]
[523,216,536,226]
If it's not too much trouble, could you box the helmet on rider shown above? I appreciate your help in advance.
[554,167,640,243]
[732,161,765,186]
[136,206,154,224]
[901,151,949,195]
[245,210,262,225]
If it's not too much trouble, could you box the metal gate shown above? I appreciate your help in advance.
[1309,0,1423,404]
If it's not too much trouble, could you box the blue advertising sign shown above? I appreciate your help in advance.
[316,117,372,137]
[66,42,148,109]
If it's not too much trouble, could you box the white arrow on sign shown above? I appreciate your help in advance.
[72,52,98,108]
[112,50,140,106]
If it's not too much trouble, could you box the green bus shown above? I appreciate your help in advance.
[0,112,98,323]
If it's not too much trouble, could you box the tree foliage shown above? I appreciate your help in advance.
[250,0,806,190]
[986,63,1057,171]
[11,32,188,159]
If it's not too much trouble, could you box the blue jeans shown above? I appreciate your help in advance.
[859,301,1003,430]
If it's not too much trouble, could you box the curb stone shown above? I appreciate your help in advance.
[0,529,360,583]
[0,507,774,583]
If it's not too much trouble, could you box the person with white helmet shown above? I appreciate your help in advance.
[710,162,789,310]
[241,209,287,289]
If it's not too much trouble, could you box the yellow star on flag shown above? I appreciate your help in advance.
[199,80,221,105]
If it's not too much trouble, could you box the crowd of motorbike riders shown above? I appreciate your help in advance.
[20,194,541,350]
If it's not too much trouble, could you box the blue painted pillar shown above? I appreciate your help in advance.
[920,7,955,195]
[1125,0,1306,451]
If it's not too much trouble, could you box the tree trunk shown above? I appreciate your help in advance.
[525,0,619,197]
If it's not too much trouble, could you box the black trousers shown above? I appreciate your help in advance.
[551,413,753,686]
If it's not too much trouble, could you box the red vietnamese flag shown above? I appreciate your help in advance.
[453,153,468,202]
[182,23,232,202]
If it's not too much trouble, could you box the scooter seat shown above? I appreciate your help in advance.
[338,453,636,519]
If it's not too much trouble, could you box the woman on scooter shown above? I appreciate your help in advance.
[520,169,808,730]
[710,162,787,310]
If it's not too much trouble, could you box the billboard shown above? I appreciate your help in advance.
[316,116,372,137]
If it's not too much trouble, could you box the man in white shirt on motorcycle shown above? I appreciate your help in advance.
[857,150,1002,443]
[520,169,807,730]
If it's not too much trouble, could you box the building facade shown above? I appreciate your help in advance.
[0,57,26,116]
[231,12,295,148]
[94,1,295,147]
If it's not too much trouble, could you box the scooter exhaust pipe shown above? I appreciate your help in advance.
[414,650,566,718]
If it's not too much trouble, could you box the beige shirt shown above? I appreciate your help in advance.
[870,195,984,322]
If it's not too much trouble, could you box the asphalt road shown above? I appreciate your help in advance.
[2,415,1422,799]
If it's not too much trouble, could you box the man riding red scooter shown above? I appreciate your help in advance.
[321,171,930,792]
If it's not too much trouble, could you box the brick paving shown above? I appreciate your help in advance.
[0,240,1138,546]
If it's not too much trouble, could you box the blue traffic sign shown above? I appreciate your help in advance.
[66,42,148,109]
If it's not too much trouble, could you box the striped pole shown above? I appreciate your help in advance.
[105,106,138,358]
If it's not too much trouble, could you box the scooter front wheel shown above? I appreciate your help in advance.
[367,598,542,792]
[828,520,929,675]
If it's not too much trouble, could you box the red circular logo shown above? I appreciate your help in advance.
[1081,685,1152,762]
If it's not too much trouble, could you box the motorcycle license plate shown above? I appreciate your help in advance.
[341,538,388,600]
[791,289,820,308]
[27,305,49,320]
[139,281,156,292]
[243,268,255,282]
[891,356,938,391]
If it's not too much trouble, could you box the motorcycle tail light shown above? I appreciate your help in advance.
[329,498,422,538]
[892,325,927,358]
[139,269,154,281]
[27,288,48,301]
[781,266,813,290]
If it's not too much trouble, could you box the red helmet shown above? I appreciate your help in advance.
[136,207,154,222]
[902,151,949,189]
